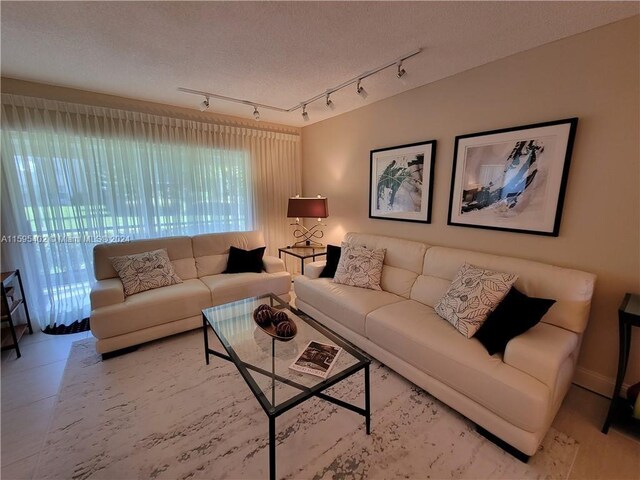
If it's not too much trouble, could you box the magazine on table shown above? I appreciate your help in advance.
[289,340,342,379]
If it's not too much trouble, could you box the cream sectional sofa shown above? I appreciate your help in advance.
[294,232,596,458]
[90,231,291,355]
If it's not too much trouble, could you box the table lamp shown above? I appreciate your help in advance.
[287,195,329,247]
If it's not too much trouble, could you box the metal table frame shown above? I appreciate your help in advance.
[602,293,640,434]
[202,297,370,480]
[278,247,327,276]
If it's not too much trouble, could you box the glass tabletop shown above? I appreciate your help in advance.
[202,294,369,414]
[278,247,327,259]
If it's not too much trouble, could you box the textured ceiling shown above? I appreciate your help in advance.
[1,1,638,126]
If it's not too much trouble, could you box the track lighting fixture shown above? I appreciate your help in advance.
[325,93,334,110]
[356,80,368,99]
[179,47,422,121]
[199,96,210,112]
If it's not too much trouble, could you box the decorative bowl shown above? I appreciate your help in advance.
[252,305,297,341]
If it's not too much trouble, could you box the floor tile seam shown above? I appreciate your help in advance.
[1,393,59,416]
[1,355,73,378]
[27,352,71,480]
[0,448,44,470]
[0,360,69,383]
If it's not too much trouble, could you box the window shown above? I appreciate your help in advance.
[3,129,252,326]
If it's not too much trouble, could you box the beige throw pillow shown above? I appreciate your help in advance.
[333,243,385,290]
[110,249,183,296]
[435,263,517,338]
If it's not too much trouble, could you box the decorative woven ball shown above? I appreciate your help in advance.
[254,308,273,327]
[272,311,289,326]
[275,319,295,338]
[255,304,272,314]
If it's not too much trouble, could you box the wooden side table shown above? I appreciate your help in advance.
[1,269,34,358]
[602,293,640,434]
[278,247,327,276]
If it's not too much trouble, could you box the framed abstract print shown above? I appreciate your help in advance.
[447,118,578,236]
[369,140,436,223]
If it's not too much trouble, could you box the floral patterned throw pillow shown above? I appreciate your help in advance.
[333,243,386,290]
[434,263,517,338]
[110,249,183,297]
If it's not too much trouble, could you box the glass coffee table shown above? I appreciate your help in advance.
[202,293,371,480]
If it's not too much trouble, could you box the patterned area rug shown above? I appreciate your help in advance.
[34,331,578,479]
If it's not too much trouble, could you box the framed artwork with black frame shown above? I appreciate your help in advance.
[369,140,436,223]
[447,118,578,236]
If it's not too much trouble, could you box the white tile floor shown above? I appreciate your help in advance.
[1,329,90,479]
[1,328,638,480]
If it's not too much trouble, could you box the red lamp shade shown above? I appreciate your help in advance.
[287,197,329,218]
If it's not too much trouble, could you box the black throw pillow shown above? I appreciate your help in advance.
[474,287,556,355]
[320,244,341,278]
[224,246,266,274]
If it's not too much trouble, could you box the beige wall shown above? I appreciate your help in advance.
[301,17,640,392]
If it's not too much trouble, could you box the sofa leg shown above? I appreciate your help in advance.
[101,345,139,360]
[476,425,530,463]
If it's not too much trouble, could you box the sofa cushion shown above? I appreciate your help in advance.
[110,249,183,296]
[224,246,266,274]
[365,300,550,432]
[294,275,403,336]
[200,271,291,306]
[320,244,341,278]
[90,279,211,339]
[333,243,385,290]
[475,288,556,355]
[435,263,517,338]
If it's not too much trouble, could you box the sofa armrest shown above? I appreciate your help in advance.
[503,322,579,388]
[263,255,286,274]
[90,278,125,309]
[304,261,326,280]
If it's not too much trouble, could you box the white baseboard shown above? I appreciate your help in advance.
[573,366,630,398]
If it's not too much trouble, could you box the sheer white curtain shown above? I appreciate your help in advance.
[0,94,300,328]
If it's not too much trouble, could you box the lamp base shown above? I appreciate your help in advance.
[290,222,325,249]
[288,239,324,248]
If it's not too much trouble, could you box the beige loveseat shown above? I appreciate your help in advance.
[90,231,291,354]
[294,232,596,458]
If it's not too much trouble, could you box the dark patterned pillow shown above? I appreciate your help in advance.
[475,288,556,355]
[434,263,517,338]
[320,244,341,278]
[333,243,385,290]
[110,249,183,297]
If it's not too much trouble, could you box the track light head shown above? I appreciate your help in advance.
[356,80,368,99]
[396,61,406,79]
[325,93,335,110]
[200,96,210,112]
[253,106,260,121]
[302,104,309,122]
